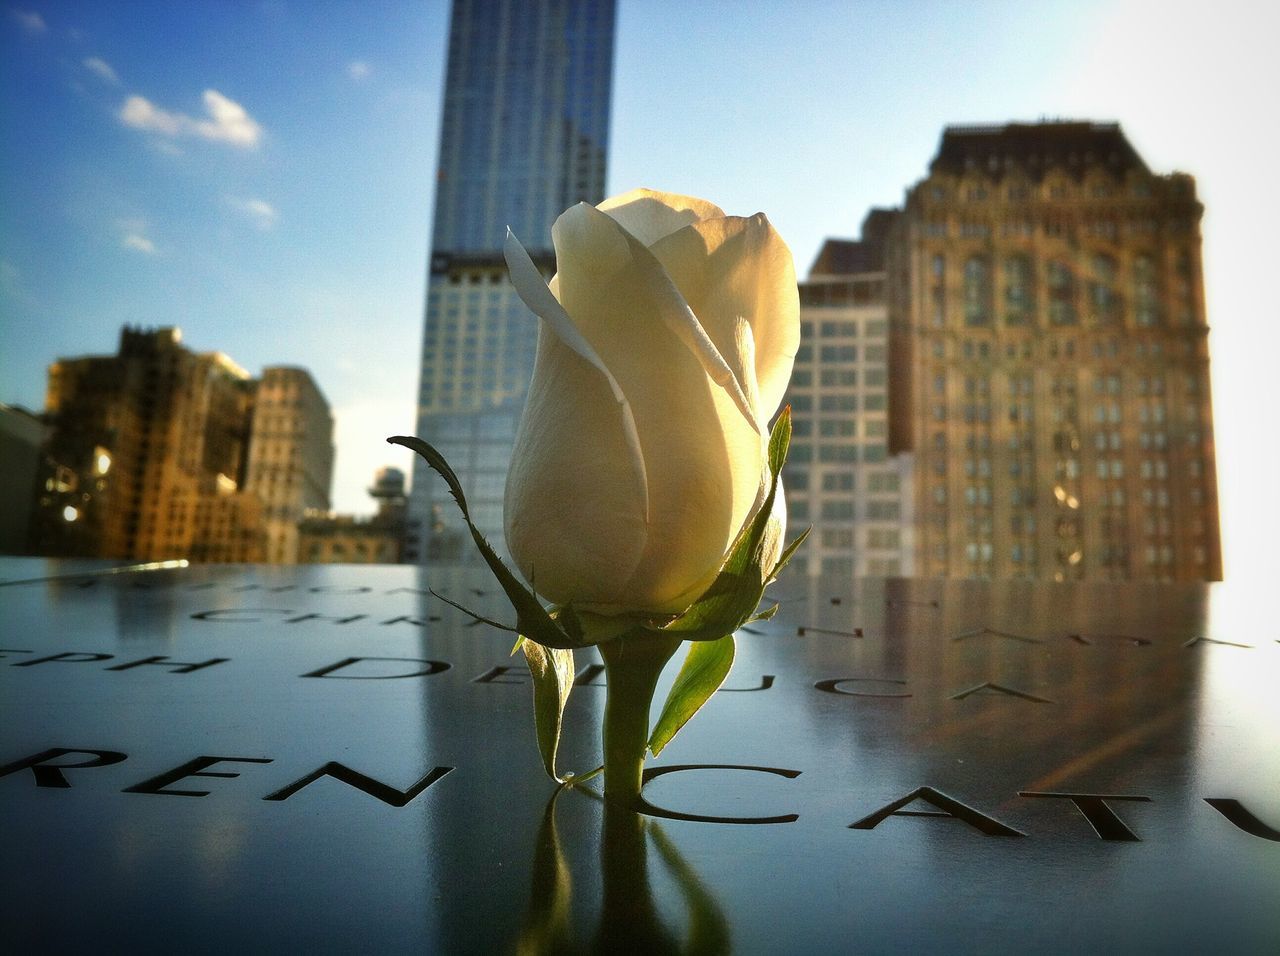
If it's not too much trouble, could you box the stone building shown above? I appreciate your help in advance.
[885,121,1220,581]
[31,327,264,561]
[30,327,333,564]
[244,367,334,564]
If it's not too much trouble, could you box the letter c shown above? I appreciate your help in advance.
[636,764,800,824]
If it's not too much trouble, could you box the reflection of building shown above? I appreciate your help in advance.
[29,326,333,564]
[244,367,334,563]
[299,467,406,564]
[406,0,616,562]
[0,404,44,554]
[886,121,1221,582]
[783,212,915,577]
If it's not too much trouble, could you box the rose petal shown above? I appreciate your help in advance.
[504,326,649,606]
[504,228,650,521]
[549,202,767,611]
[650,214,800,422]
[597,188,726,247]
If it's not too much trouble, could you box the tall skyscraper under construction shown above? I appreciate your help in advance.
[406,0,616,561]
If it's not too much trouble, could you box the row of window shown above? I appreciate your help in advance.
[931,251,1192,327]
[790,499,902,522]
[798,319,889,339]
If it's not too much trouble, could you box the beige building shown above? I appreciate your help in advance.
[885,121,1220,582]
[32,327,265,561]
[783,215,916,579]
[244,367,334,563]
[31,327,334,565]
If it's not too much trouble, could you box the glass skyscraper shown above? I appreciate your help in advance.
[406,0,616,562]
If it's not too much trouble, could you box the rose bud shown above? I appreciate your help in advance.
[503,189,800,614]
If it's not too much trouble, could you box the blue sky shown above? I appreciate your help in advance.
[2,1,1277,584]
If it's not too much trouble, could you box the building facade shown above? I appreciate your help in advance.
[0,404,45,554]
[30,327,335,564]
[886,122,1220,582]
[299,466,407,565]
[244,367,335,564]
[783,220,915,579]
[406,0,616,561]
[31,327,265,561]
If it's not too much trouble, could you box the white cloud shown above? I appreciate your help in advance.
[122,233,156,255]
[228,196,278,230]
[119,88,263,149]
[120,94,183,135]
[117,219,157,255]
[11,9,46,34]
[347,61,371,81]
[193,89,262,146]
[82,56,119,85]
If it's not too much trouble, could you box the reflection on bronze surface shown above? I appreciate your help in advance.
[518,789,730,955]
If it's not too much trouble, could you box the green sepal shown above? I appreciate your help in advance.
[648,635,736,757]
[655,407,793,642]
[745,602,780,624]
[767,525,811,585]
[520,638,575,782]
[388,435,585,650]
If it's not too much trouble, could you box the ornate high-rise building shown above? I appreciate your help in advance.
[886,121,1220,582]
[406,0,616,561]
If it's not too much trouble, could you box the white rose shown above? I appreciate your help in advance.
[502,188,800,614]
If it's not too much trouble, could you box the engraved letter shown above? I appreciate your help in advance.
[263,763,453,807]
[122,756,272,797]
[635,764,801,825]
[300,656,450,679]
[850,786,1025,836]
[1018,791,1151,841]
[0,748,127,788]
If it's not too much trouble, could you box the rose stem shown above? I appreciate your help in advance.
[598,633,682,805]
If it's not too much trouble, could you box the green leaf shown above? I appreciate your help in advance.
[521,639,575,782]
[388,435,583,650]
[767,526,812,585]
[647,635,736,757]
[659,408,793,641]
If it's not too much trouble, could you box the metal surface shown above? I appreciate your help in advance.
[2,558,1277,952]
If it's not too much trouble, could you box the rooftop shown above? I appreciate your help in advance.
[929,121,1149,181]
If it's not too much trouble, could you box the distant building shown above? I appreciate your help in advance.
[783,215,915,578]
[244,367,334,563]
[0,404,45,554]
[299,466,407,565]
[29,326,333,564]
[885,121,1220,581]
[407,0,617,561]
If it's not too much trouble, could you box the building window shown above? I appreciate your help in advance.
[964,256,992,326]
[1003,255,1034,325]
[1047,260,1077,325]
[1134,254,1159,326]
[1089,253,1119,323]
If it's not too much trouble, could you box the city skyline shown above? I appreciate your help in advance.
[2,1,1276,585]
